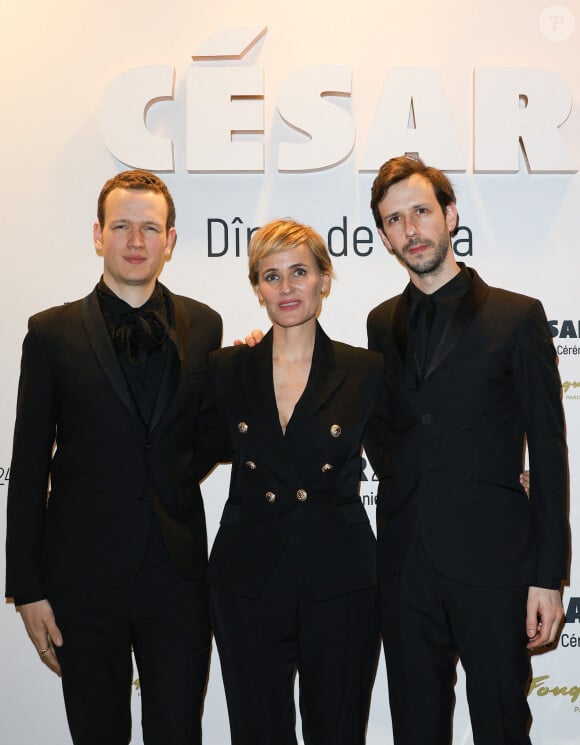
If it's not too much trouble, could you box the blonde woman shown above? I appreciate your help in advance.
[196,219,387,745]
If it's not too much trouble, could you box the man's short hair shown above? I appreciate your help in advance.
[370,155,459,235]
[97,170,176,232]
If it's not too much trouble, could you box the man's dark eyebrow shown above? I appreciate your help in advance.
[385,203,429,220]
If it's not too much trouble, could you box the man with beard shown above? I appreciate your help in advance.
[366,155,569,745]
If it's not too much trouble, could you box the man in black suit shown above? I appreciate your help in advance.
[5,170,222,745]
[366,156,569,745]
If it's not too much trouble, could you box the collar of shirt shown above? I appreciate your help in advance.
[408,263,471,326]
[97,278,168,327]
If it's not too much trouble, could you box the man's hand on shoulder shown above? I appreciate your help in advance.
[17,599,63,675]
[233,329,265,347]
[526,586,564,650]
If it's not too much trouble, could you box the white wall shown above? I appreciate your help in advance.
[1,1,579,743]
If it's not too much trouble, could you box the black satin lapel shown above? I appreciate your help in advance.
[149,291,186,431]
[241,329,282,436]
[81,291,140,420]
[393,289,409,365]
[303,368,347,415]
[296,325,346,415]
[424,271,490,380]
[166,287,187,366]
[149,349,179,433]
[393,287,417,390]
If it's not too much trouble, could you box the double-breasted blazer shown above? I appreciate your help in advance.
[5,283,222,602]
[195,323,387,600]
[366,265,569,589]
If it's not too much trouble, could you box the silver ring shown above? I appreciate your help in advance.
[38,648,49,655]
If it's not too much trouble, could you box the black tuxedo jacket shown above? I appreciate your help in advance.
[195,323,386,600]
[5,284,222,602]
[367,266,569,588]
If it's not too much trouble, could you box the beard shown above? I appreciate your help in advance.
[391,233,450,276]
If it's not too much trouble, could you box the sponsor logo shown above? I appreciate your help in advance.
[528,675,580,708]
[562,380,580,400]
[549,322,580,401]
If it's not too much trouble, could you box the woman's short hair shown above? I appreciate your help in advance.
[248,219,333,296]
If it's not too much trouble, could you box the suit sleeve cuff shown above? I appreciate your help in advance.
[12,593,46,606]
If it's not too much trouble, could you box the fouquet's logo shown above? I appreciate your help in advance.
[528,675,580,706]
[561,381,580,400]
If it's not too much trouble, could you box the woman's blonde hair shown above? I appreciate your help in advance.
[248,219,333,297]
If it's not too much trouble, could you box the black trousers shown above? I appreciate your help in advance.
[49,547,210,745]
[380,536,532,745]
[210,553,379,745]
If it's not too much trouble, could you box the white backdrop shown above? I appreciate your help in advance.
[1,1,579,743]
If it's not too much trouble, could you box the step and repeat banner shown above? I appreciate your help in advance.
[1,1,579,743]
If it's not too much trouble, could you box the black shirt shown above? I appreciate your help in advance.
[97,279,176,427]
[408,264,471,383]
[97,279,178,555]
